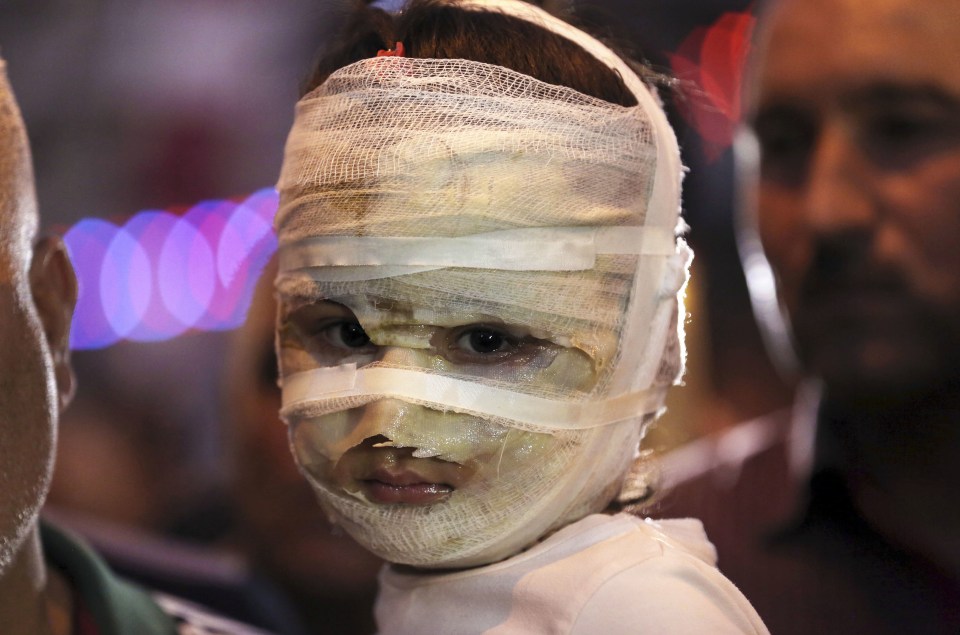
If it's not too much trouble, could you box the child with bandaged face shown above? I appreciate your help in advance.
[272,1,768,633]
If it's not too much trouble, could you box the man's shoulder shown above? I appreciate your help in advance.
[43,506,299,632]
[153,593,273,635]
[40,521,272,635]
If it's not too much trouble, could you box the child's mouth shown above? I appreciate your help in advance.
[363,479,454,504]
[361,467,454,504]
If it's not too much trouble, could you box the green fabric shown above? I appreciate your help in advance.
[40,522,179,635]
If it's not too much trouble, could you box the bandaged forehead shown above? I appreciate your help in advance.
[276,58,660,244]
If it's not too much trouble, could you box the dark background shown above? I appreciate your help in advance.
[0,0,786,538]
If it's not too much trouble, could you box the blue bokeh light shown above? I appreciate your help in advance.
[100,226,151,340]
[64,189,279,349]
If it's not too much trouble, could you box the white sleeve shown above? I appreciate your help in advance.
[570,553,769,635]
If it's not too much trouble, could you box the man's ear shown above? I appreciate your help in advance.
[30,235,78,412]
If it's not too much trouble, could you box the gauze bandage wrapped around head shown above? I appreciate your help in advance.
[275,0,691,569]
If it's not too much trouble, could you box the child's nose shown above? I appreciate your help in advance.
[376,344,429,367]
[354,397,416,441]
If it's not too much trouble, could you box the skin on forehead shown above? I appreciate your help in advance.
[753,0,960,109]
[0,69,38,280]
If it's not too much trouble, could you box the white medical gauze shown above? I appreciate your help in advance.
[275,0,689,568]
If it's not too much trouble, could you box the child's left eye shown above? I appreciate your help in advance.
[456,327,512,355]
[446,324,527,363]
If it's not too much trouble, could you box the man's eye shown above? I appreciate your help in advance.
[870,113,928,141]
[756,119,812,156]
[752,110,817,182]
[859,110,949,160]
[325,321,372,349]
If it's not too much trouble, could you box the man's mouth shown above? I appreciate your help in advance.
[798,288,918,329]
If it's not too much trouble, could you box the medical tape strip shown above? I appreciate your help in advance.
[281,364,667,431]
[279,226,676,274]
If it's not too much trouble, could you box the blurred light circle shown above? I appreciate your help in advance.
[186,198,233,330]
[64,219,120,349]
[124,211,184,341]
[65,188,279,347]
[217,189,274,289]
[215,191,276,327]
[159,214,215,329]
[100,227,151,339]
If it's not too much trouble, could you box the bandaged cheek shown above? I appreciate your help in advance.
[290,403,557,474]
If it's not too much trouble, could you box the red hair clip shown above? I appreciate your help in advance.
[376,41,405,57]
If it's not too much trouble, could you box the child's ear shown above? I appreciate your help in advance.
[30,235,78,412]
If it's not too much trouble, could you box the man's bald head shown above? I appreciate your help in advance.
[0,59,77,580]
[0,61,38,273]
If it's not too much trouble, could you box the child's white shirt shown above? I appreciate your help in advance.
[375,512,769,634]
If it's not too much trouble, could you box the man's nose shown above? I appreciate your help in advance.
[802,120,877,237]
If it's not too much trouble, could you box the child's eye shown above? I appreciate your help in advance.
[280,301,377,363]
[325,321,372,349]
[443,324,530,365]
[457,327,511,355]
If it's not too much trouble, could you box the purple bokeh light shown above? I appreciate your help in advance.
[100,226,151,340]
[65,219,121,349]
[64,188,278,349]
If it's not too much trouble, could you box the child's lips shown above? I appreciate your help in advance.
[361,467,454,504]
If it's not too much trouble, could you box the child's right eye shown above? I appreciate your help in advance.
[281,301,376,359]
[325,321,372,349]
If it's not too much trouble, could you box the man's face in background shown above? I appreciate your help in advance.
[745,0,960,406]
[0,66,75,574]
